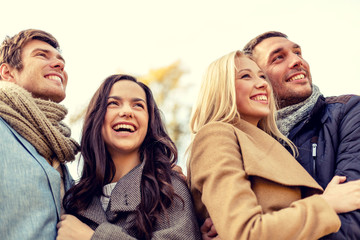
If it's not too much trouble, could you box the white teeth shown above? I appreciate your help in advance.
[251,95,268,101]
[46,75,62,82]
[289,74,305,82]
[113,124,135,132]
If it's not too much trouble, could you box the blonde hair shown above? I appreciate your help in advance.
[189,50,297,155]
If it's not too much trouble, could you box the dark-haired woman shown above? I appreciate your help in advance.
[57,74,200,240]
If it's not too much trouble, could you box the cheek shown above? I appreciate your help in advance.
[102,113,112,137]
[63,72,69,88]
[101,124,108,143]
[142,116,149,134]
[264,67,280,84]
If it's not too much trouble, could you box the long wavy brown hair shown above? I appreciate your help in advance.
[63,74,181,239]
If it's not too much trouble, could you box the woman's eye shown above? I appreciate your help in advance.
[260,75,266,79]
[241,74,250,79]
[134,103,144,109]
[36,53,46,57]
[107,101,118,106]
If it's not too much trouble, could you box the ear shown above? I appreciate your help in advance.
[0,63,16,82]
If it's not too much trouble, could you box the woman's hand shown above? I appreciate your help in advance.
[321,176,360,213]
[56,214,94,240]
[200,218,221,240]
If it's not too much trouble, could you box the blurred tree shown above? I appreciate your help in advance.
[138,60,191,150]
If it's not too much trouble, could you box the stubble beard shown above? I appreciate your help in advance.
[275,89,312,109]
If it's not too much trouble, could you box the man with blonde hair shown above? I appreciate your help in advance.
[0,29,79,239]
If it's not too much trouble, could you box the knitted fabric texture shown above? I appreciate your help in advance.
[276,85,322,136]
[0,81,80,168]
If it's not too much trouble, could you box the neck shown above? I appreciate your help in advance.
[276,95,310,109]
[111,151,141,183]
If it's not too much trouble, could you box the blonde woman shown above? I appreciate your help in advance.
[188,51,360,240]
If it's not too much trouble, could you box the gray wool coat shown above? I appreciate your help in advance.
[77,161,201,240]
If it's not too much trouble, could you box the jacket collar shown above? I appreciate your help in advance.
[233,119,322,192]
[79,160,145,224]
[288,95,327,139]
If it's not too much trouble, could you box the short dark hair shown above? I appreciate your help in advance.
[243,31,288,56]
[0,29,60,79]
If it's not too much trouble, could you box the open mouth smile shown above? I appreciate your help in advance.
[113,123,136,132]
[251,95,268,101]
[45,74,63,84]
[287,74,305,82]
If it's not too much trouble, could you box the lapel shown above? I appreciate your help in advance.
[1,118,62,219]
[80,197,108,224]
[79,160,144,224]
[233,119,322,191]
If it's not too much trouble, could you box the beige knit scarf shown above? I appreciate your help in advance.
[0,81,80,169]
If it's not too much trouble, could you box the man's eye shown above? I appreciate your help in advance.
[272,55,283,62]
[260,75,266,79]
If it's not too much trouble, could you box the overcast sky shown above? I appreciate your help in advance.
[2,0,359,177]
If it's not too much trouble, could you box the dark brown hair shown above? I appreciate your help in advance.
[0,29,60,79]
[243,31,288,56]
[63,74,181,239]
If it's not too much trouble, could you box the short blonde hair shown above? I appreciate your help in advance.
[189,50,297,155]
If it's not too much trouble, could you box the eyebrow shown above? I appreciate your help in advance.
[237,69,251,73]
[32,48,65,63]
[267,47,283,63]
[237,69,265,75]
[108,96,146,103]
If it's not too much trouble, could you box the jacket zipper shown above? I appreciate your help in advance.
[311,136,318,177]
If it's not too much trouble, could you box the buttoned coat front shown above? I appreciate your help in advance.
[188,120,340,240]
[77,161,201,240]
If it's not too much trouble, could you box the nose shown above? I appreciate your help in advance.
[119,105,134,118]
[288,53,303,69]
[255,77,268,89]
[50,57,65,71]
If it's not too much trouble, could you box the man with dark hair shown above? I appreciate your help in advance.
[243,31,360,239]
[0,29,79,239]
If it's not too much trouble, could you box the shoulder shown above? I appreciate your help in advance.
[171,175,191,198]
[0,117,11,132]
[0,118,19,147]
[325,94,360,119]
[197,121,235,132]
[325,94,360,111]
[194,122,237,142]
[325,94,360,104]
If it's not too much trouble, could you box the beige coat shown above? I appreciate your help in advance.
[188,120,340,240]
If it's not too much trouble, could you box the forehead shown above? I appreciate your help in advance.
[235,56,261,71]
[109,80,146,100]
[253,37,299,61]
[22,39,60,55]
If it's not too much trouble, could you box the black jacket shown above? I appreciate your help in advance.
[287,94,360,240]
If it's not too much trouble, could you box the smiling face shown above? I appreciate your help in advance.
[252,37,312,108]
[101,80,149,157]
[9,39,68,103]
[235,56,271,126]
